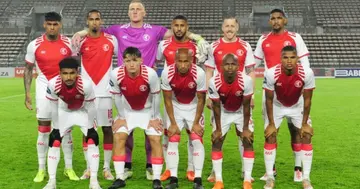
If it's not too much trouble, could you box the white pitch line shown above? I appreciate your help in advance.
[0,94,25,100]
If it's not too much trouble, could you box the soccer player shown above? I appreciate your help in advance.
[43,57,101,189]
[156,15,199,182]
[108,47,164,189]
[205,16,256,182]
[262,46,315,189]
[208,53,254,189]
[76,9,118,181]
[161,48,206,189]
[254,9,310,182]
[72,1,208,179]
[24,12,78,182]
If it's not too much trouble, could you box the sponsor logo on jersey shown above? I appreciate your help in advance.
[103,44,109,51]
[236,49,244,56]
[143,34,150,41]
[139,85,148,92]
[60,48,68,55]
[188,82,196,89]
[235,90,243,96]
[294,80,303,88]
[283,41,292,47]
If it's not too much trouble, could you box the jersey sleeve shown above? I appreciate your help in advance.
[25,40,36,64]
[154,25,168,41]
[244,42,256,68]
[84,80,96,101]
[304,68,316,90]
[263,69,276,91]
[295,33,310,59]
[156,40,165,61]
[243,74,254,97]
[196,67,207,92]
[208,77,219,101]
[149,68,161,94]
[46,78,58,101]
[102,25,121,36]
[111,35,119,56]
[254,36,264,61]
[160,67,172,91]
[109,68,121,95]
[204,43,215,69]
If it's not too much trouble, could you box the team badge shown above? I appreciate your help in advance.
[139,85,148,91]
[103,44,109,51]
[294,80,303,88]
[283,41,292,47]
[188,82,196,89]
[75,94,82,99]
[169,51,174,55]
[60,48,68,55]
[189,49,195,56]
[217,51,223,55]
[235,90,243,96]
[143,34,150,41]
[236,49,244,56]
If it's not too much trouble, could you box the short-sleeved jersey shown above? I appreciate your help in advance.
[46,75,95,111]
[205,37,255,74]
[102,23,167,67]
[208,72,253,112]
[161,64,206,110]
[109,65,160,111]
[263,64,315,107]
[78,32,118,97]
[254,30,310,70]
[156,37,197,67]
[25,34,73,83]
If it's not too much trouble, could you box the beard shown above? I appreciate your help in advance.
[47,34,57,40]
[174,33,186,41]
[91,28,98,34]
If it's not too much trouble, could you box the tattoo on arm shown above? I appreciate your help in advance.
[24,63,34,94]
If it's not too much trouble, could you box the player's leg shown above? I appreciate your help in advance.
[145,133,153,180]
[124,131,134,179]
[147,131,164,189]
[189,116,205,189]
[160,128,170,181]
[80,134,91,180]
[186,129,195,181]
[43,129,62,189]
[62,129,78,181]
[83,127,101,189]
[35,119,51,183]
[211,132,227,189]
[287,120,303,182]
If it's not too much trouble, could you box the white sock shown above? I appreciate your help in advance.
[301,144,313,180]
[243,151,255,182]
[211,151,223,182]
[238,137,244,173]
[264,143,277,178]
[88,143,100,180]
[37,128,50,170]
[47,142,61,180]
[187,138,194,172]
[167,141,179,177]
[191,136,204,178]
[162,132,169,170]
[103,144,113,169]
[152,157,164,180]
[292,143,302,168]
[113,155,125,180]
[83,142,89,169]
[62,131,73,169]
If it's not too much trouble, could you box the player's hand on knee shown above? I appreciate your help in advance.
[112,118,127,133]
[241,128,254,143]
[167,123,180,137]
[265,123,277,138]
[24,94,33,110]
[211,129,223,143]
[300,123,313,138]
[206,98,213,109]
[148,119,163,133]
[191,123,204,137]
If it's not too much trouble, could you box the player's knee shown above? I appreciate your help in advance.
[49,129,62,147]
[86,128,99,146]
[265,133,277,144]
[38,125,51,133]
[114,133,127,144]
[102,126,113,136]
[242,140,253,150]
[190,133,203,143]
[301,133,312,144]
[38,120,51,126]
[169,134,181,143]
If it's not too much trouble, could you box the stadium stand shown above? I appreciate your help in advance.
[0,33,27,66]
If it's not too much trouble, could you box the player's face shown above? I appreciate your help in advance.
[175,53,192,75]
[281,51,298,71]
[221,58,239,77]
[124,55,142,75]
[60,68,78,87]
[128,3,146,23]
[171,19,188,40]
[269,12,287,32]
[43,21,62,39]
[222,18,239,41]
[87,12,102,33]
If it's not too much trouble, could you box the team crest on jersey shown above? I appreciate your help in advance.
[294,80,303,88]
[283,41,292,47]
[169,51,174,55]
[60,48,68,55]
[235,90,243,97]
[139,85,148,92]
[188,82,196,89]
[189,49,194,56]
[75,94,82,99]
[143,34,150,41]
[103,44,109,51]
[236,49,244,56]
[217,51,223,55]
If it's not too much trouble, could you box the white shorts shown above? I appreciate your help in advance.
[212,109,255,137]
[58,108,94,137]
[165,106,204,131]
[36,98,51,120]
[115,108,162,136]
[264,103,312,129]
[95,97,113,127]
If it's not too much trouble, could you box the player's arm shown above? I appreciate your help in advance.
[193,69,206,135]
[24,42,36,110]
[302,89,313,126]
[295,33,310,68]
[301,68,315,136]
[204,45,215,109]
[109,70,125,119]
[254,37,264,68]
[24,62,34,97]
[208,78,222,141]
[150,73,161,120]
[187,32,209,63]
[263,71,277,138]
[265,89,274,125]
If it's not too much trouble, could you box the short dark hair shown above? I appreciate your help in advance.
[173,15,188,22]
[270,8,286,18]
[223,15,238,23]
[59,57,79,69]
[123,47,142,59]
[222,53,238,64]
[87,9,102,19]
[281,45,297,54]
[45,12,62,22]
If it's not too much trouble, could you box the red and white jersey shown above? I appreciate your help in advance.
[78,32,118,97]
[156,37,197,67]
[46,75,95,111]
[205,37,255,74]
[263,64,315,107]
[109,65,160,111]
[208,71,253,112]
[254,30,310,70]
[161,64,206,110]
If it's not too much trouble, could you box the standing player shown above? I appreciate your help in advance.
[72,0,208,179]
[108,47,164,189]
[254,9,310,182]
[43,57,101,189]
[205,16,256,182]
[161,48,206,189]
[76,9,118,181]
[24,12,78,182]
[156,15,199,182]
[262,46,314,189]
[208,54,254,189]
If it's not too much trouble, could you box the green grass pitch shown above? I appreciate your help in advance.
[0,78,359,189]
